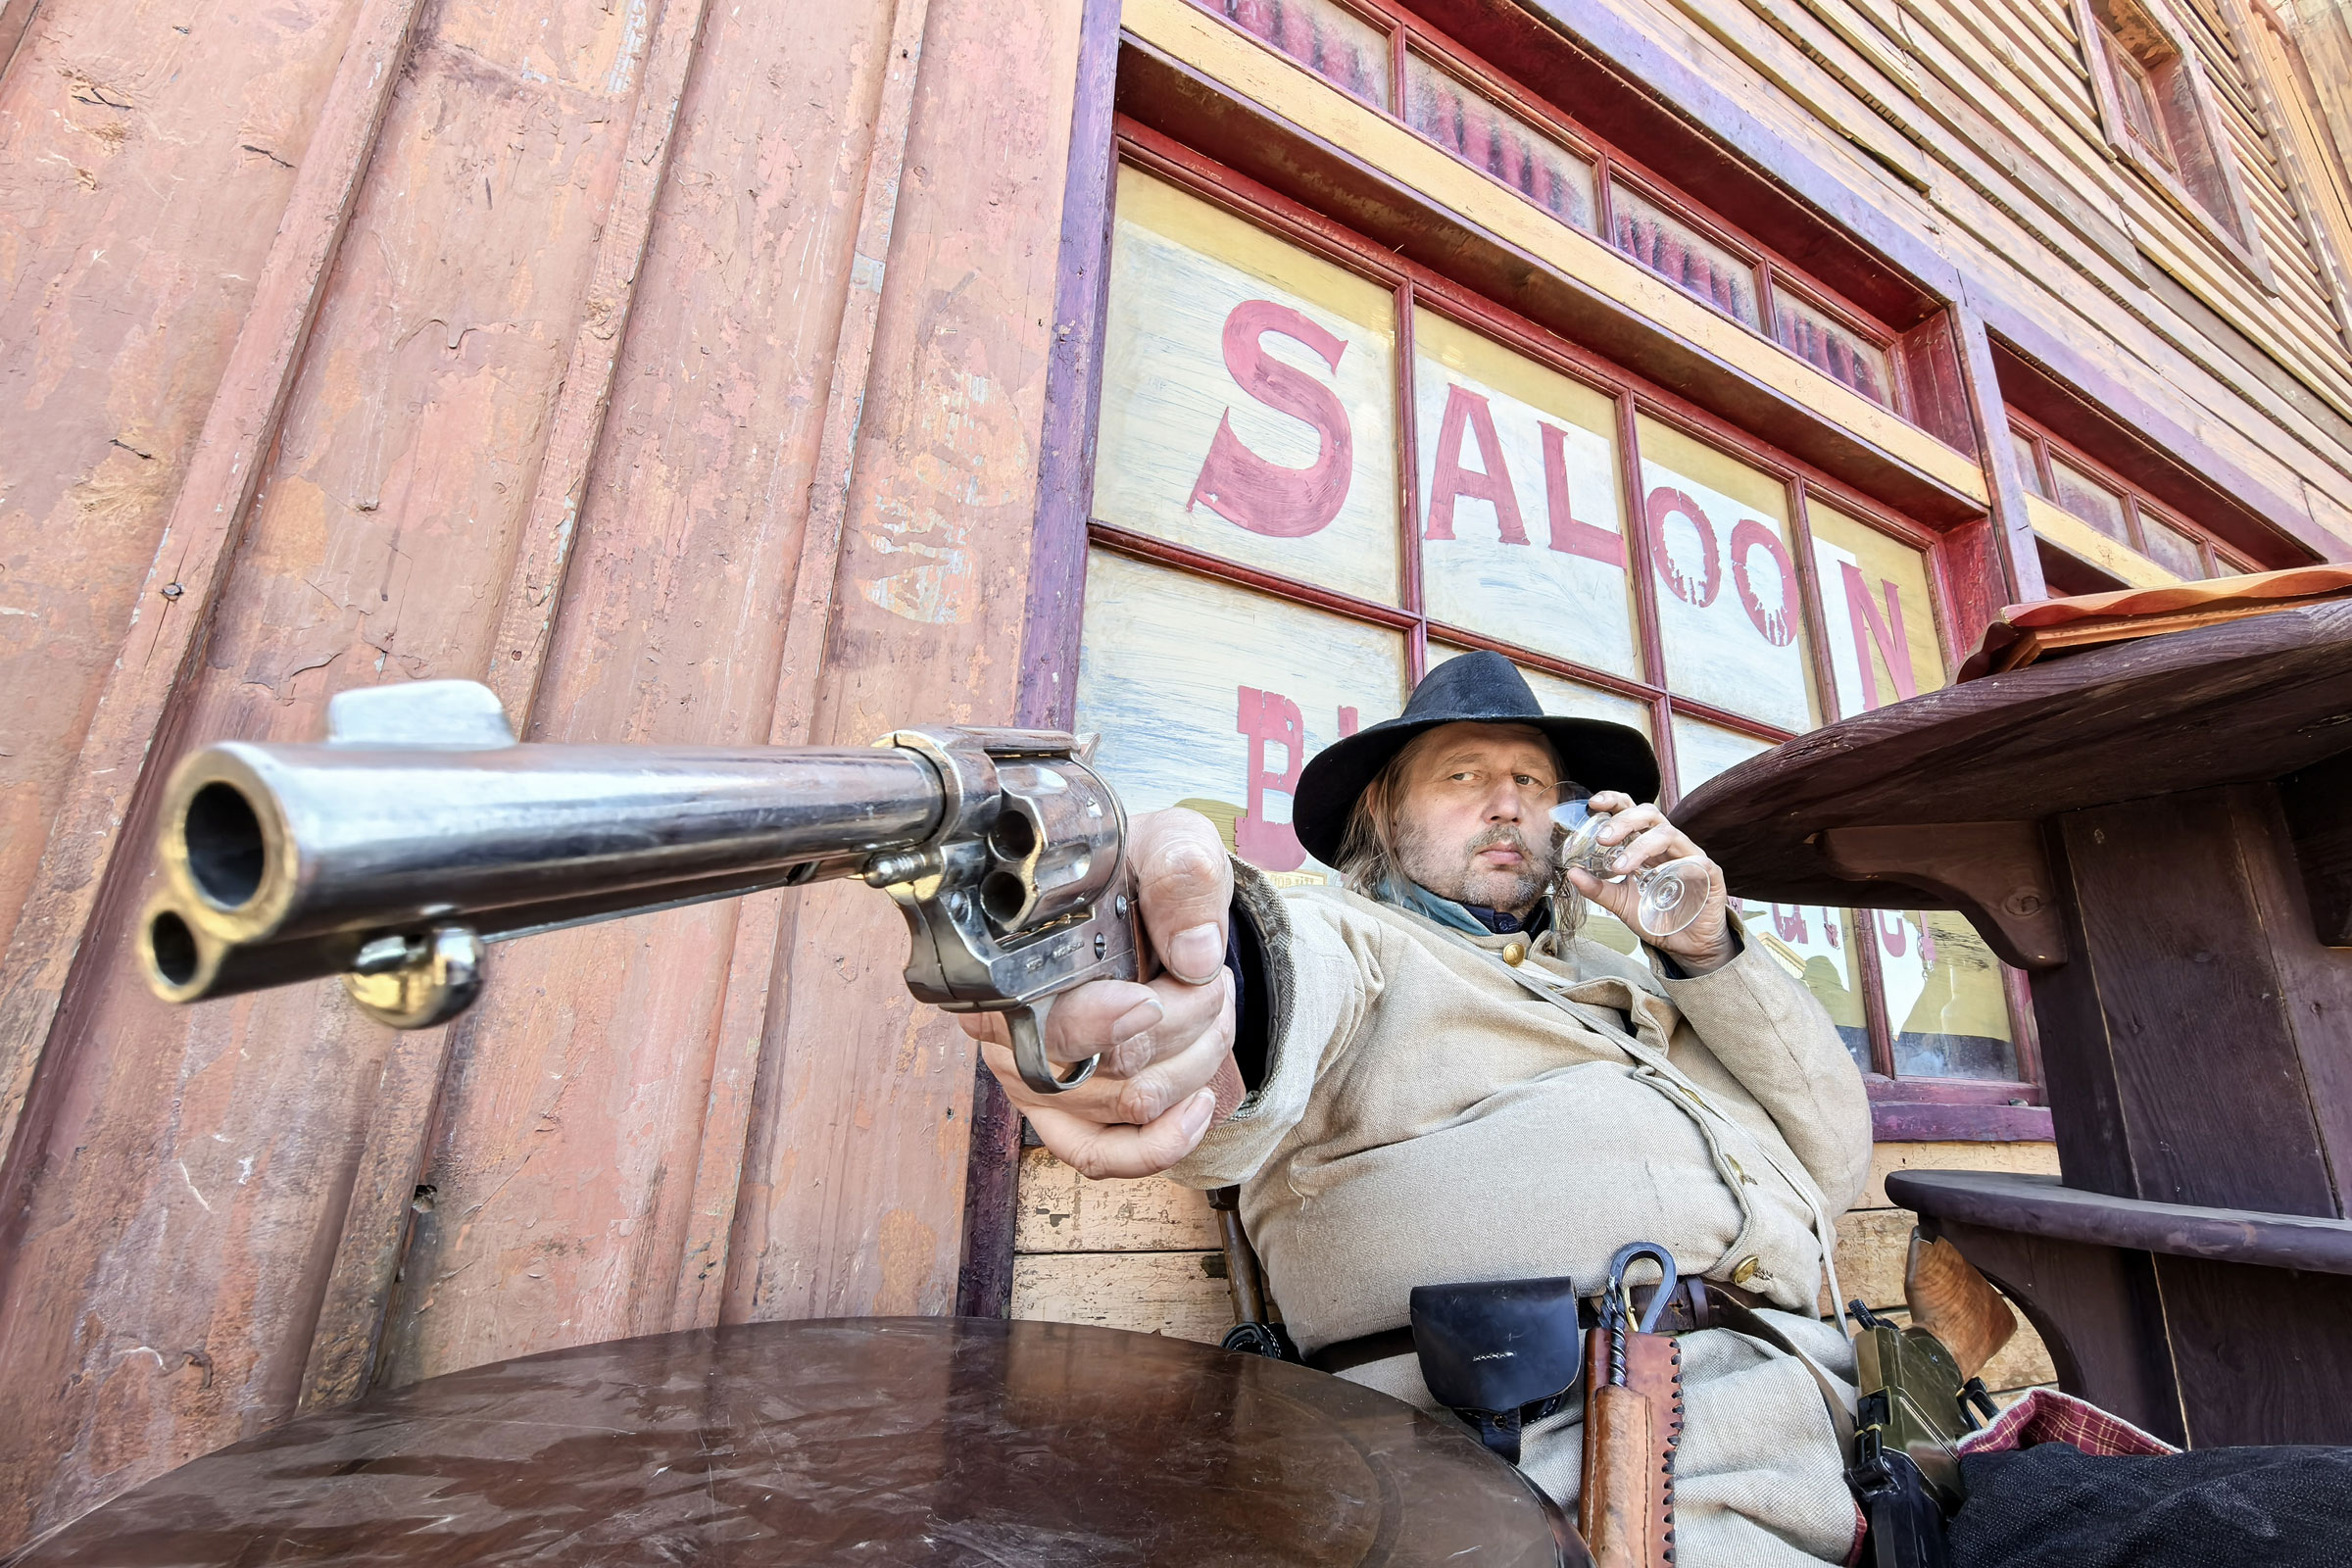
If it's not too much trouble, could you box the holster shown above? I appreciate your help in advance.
[1580,1322,1684,1568]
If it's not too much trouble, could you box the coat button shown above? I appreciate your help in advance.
[1502,941,1527,965]
[1730,1255,1762,1286]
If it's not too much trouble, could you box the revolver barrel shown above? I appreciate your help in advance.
[140,682,945,1019]
[135,680,1140,1097]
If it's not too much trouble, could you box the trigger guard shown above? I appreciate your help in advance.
[1008,999,1099,1096]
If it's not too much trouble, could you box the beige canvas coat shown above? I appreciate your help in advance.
[1166,865,1877,1568]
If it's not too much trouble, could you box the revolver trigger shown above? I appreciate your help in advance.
[1008,997,1099,1097]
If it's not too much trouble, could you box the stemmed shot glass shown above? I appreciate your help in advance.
[1547,784,1712,940]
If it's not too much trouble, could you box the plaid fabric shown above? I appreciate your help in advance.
[1956,1387,2177,1458]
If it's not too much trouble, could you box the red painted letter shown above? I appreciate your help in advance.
[1644,487,1721,608]
[1423,383,1529,545]
[1540,422,1625,565]
[1839,562,1919,711]
[1772,904,1810,942]
[1729,517,1798,648]
[1187,301,1354,538]
[1235,685,1308,871]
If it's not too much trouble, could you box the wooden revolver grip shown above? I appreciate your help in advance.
[1579,1329,1685,1568]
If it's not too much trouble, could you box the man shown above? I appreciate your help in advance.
[958,651,1872,1567]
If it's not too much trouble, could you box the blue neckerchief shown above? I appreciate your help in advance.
[1376,876,1552,939]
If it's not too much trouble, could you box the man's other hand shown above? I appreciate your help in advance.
[956,808,1241,1180]
[1565,791,1737,972]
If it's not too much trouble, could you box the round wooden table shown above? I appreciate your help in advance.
[6,1318,1577,1566]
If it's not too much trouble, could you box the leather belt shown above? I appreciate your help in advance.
[1304,1276,1764,1376]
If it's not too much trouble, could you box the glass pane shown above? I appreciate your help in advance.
[1670,714,1776,793]
[1609,181,1760,328]
[1871,908,2019,1080]
[1096,167,1401,605]
[1192,0,1392,109]
[1772,291,1890,407]
[1075,551,1408,880]
[1639,416,1820,732]
[1432,644,1651,954]
[1807,502,1948,719]
[1404,49,1594,231]
[2009,430,2048,498]
[1413,311,1640,678]
[1736,899,1870,1071]
[2049,453,2132,545]
[2138,511,2207,578]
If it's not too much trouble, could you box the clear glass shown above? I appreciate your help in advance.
[2138,510,2208,579]
[1874,908,2020,1080]
[1548,785,1711,939]
[2009,429,2048,498]
[1405,49,1595,231]
[1609,181,1761,328]
[2049,454,2132,545]
[1193,0,1392,108]
[1772,290,1891,407]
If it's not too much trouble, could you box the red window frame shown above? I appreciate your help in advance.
[2010,411,2255,579]
[1180,0,1926,428]
[1099,122,2048,1135]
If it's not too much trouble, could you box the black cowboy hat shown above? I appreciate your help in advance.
[1292,651,1661,866]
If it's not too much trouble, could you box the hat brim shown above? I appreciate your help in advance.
[1290,712,1662,869]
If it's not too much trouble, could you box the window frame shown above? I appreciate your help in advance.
[1102,124,2048,1130]
[1178,0,1937,430]
[2074,0,2278,290]
[2009,412,2243,579]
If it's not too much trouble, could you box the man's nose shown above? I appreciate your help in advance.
[1483,781,1525,821]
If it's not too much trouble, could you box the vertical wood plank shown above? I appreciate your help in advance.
[719,0,1090,1325]
[368,0,910,1386]
[2056,787,2336,1215]
[0,0,416,1170]
[0,0,366,961]
[1948,296,2049,608]
[956,0,1123,1319]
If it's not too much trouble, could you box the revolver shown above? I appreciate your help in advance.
[136,679,1137,1095]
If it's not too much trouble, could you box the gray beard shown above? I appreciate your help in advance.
[1396,819,1552,914]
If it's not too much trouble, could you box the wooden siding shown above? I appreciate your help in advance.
[1600,0,2352,555]
[1009,1140,2064,1399]
[0,0,1089,1545]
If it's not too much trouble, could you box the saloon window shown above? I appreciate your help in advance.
[1184,0,1922,423]
[2009,416,2244,580]
[1078,155,2037,1126]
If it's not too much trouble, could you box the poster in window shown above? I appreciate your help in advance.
[1807,501,1946,719]
[1669,713,1774,794]
[1075,551,1408,881]
[1637,416,1819,732]
[1095,167,1400,605]
[1413,313,1640,678]
[1739,899,1870,1070]
[1873,908,2018,1080]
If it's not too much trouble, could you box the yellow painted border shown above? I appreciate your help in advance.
[2024,493,2180,589]
[1124,0,1989,508]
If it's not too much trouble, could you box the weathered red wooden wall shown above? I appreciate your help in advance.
[0,0,1086,1544]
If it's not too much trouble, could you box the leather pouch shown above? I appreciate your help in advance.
[1409,1275,1586,1462]
[1408,1274,1587,1414]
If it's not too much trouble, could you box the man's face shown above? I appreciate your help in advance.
[1391,721,1564,915]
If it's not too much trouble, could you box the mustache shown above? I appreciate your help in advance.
[1466,825,1537,858]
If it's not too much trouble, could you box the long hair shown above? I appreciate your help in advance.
[1331,727,1586,936]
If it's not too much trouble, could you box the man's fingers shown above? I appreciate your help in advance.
[1608,823,1688,875]
[1034,978,1165,1066]
[1025,1090,1220,1181]
[976,970,1235,1119]
[1131,808,1234,984]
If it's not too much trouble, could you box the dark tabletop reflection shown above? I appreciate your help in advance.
[6,1318,1569,1566]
